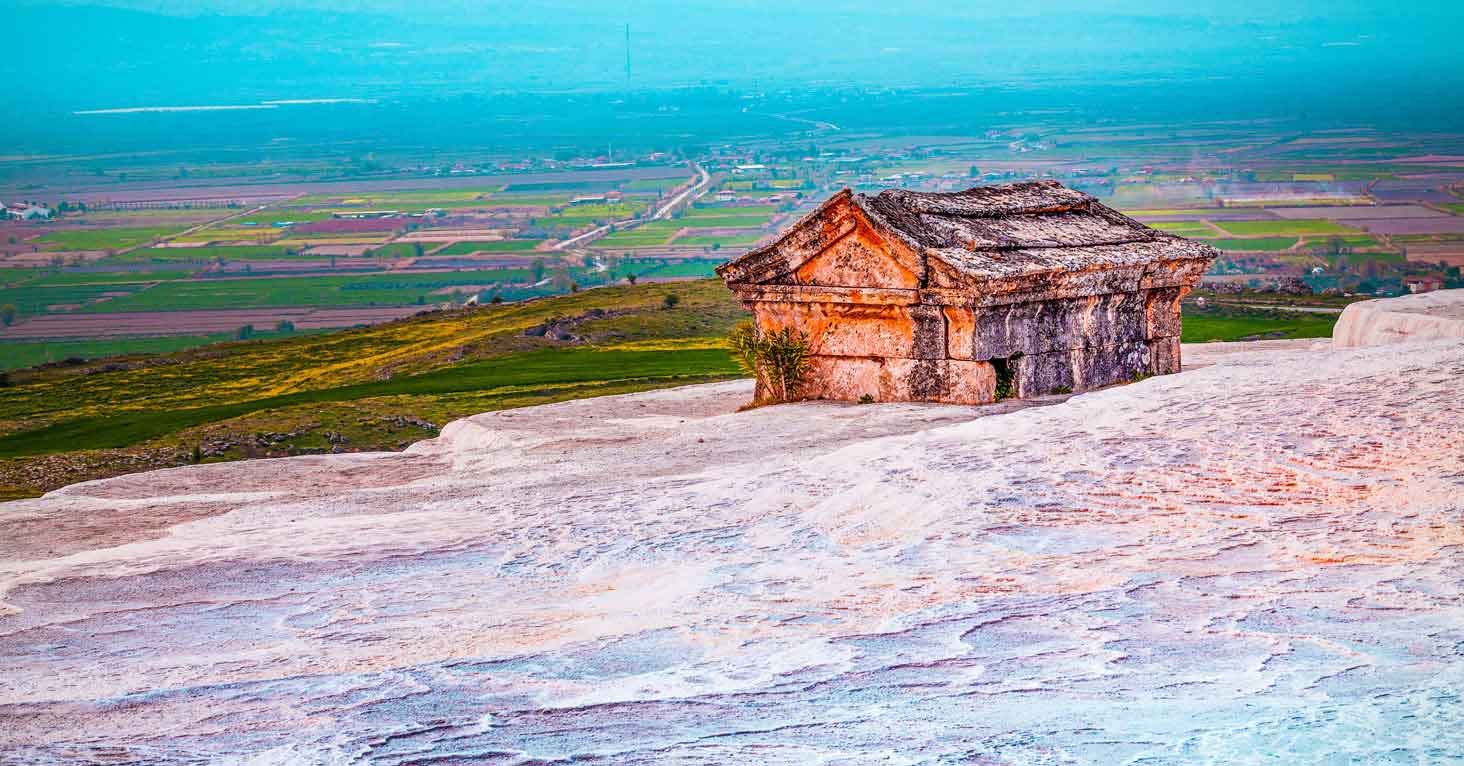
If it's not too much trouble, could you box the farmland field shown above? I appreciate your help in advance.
[3,119,1459,415]
[33,226,190,251]
[537,202,648,225]
[1148,222,1216,237]
[434,240,543,256]
[75,270,539,312]
[0,332,308,372]
[678,205,779,228]
[116,245,295,262]
[169,228,281,244]
[1199,237,1299,252]
[366,242,429,258]
[675,233,767,247]
[229,210,334,226]
[597,221,683,248]
[0,281,151,317]
[1180,302,1338,342]
[1213,219,1361,237]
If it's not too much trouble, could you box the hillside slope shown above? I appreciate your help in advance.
[0,280,749,498]
[0,281,1345,499]
[1,320,1460,761]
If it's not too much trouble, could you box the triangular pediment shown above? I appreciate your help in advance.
[715,189,924,288]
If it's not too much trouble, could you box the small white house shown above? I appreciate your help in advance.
[4,203,52,220]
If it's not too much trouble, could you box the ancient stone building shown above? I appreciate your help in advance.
[716,180,1217,404]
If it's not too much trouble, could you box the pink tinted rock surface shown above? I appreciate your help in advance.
[0,339,1461,764]
[1333,288,1464,348]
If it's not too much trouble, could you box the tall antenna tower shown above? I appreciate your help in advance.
[624,24,631,86]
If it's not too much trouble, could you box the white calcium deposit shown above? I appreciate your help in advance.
[1333,288,1464,348]
[1,335,1462,764]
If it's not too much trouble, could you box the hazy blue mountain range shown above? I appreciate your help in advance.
[6,1,1462,156]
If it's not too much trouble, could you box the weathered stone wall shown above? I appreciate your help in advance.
[744,286,1186,404]
[799,356,996,404]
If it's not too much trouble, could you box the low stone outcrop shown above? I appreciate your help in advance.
[1332,288,1464,348]
[717,181,1216,403]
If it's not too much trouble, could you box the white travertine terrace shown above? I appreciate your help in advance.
[0,334,1461,763]
[1333,289,1464,348]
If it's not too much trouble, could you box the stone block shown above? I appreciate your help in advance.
[1150,336,1182,375]
[754,302,918,359]
[802,356,995,405]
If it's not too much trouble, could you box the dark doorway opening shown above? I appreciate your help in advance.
[992,355,1019,401]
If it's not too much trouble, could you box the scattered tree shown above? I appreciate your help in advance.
[662,293,680,310]
[0,304,15,327]
[236,324,256,340]
[275,319,295,333]
[626,273,638,285]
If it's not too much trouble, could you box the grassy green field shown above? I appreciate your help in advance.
[115,245,295,262]
[25,269,197,286]
[170,228,280,244]
[678,205,778,228]
[434,240,543,255]
[228,210,334,226]
[0,280,746,498]
[675,232,766,247]
[0,347,739,459]
[296,189,495,206]
[636,261,722,279]
[0,282,150,317]
[1181,302,1338,342]
[622,177,688,192]
[1199,237,1299,252]
[34,226,189,251]
[536,202,647,226]
[0,332,305,372]
[74,270,538,312]
[366,242,427,258]
[1214,219,1362,237]
[0,269,43,287]
[598,221,682,247]
[1331,235,1385,249]
[480,194,572,207]
[1147,222,1215,237]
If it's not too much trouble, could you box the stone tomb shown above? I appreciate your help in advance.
[717,181,1217,403]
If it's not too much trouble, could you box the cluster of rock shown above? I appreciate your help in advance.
[1201,276,1313,296]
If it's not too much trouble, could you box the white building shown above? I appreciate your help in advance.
[3,203,51,220]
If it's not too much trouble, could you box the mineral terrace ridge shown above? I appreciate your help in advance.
[717,181,1216,403]
[0,292,1463,764]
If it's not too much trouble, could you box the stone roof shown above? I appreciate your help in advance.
[719,181,1217,285]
